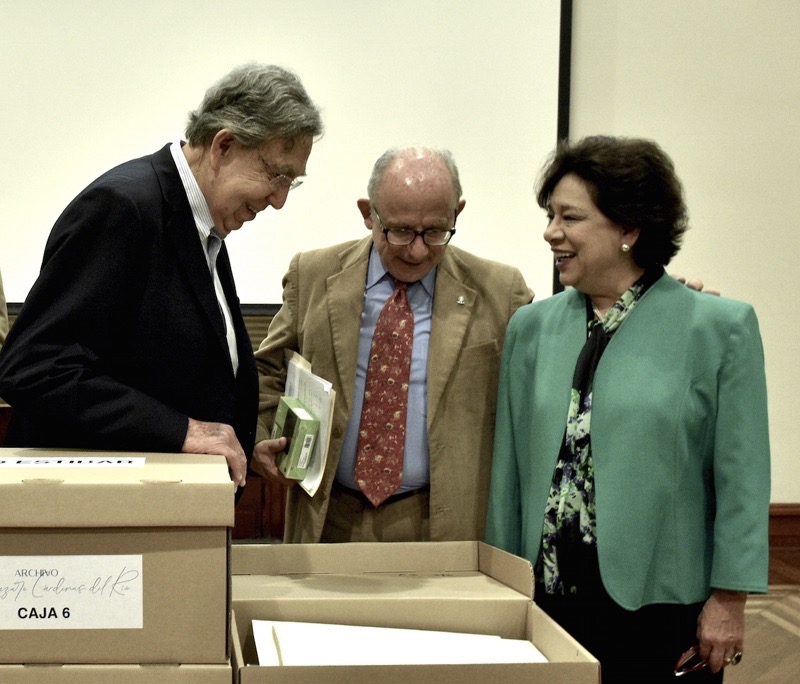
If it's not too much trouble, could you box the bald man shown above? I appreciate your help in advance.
[252,146,533,542]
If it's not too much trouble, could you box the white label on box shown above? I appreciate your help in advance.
[0,555,143,630]
[0,457,146,467]
[298,434,315,469]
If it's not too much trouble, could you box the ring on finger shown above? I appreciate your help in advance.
[724,651,743,666]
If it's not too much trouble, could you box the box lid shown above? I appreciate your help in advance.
[0,448,234,527]
[231,541,533,599]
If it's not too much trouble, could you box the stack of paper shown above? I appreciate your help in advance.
[252,620,549,666]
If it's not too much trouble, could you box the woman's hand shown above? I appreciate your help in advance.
[696,589,746,672]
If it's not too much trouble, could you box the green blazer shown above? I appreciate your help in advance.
[486,274,770,610]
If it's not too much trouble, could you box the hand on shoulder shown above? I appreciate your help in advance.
[671,274,721,296]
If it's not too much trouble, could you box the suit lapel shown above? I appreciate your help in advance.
[152,147,232,361]
[537,291,587,453]
[216,245,249,358]
[428,251,476,423]
[325,239,371,417]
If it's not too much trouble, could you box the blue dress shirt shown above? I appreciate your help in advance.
[336,246,435,493]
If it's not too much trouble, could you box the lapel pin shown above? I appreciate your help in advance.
[456,296,466,305]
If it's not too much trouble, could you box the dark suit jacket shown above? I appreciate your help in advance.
[0,144,258,457]
[255,237,533,542]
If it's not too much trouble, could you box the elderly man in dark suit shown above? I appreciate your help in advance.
[0,63,322,491]
[252,146,533,542]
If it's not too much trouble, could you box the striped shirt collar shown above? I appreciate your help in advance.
[169,141,219,243]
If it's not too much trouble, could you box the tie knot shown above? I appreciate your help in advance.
[206,232,224,279]
[393,278,407,292]
[207,231,222,256]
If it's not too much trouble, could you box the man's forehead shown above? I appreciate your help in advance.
[261,136,312,174]
[380,163,454,202]
[378,187,455,216]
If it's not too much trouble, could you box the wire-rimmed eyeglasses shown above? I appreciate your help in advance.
[261,157,304,191]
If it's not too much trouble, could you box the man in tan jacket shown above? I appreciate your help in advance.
[252,146,532,542]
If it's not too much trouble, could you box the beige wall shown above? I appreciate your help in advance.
[570,1,799,502]
[0,0,560,306]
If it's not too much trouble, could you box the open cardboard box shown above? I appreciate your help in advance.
[0,662,233,683]
[0,448,233,665]
[230,541,600,683]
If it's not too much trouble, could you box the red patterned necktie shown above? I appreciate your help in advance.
[355,280,414,506]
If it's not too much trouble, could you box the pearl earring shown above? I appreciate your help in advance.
[621,244,630,253]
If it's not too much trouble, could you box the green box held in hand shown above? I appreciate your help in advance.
[271,396,319,480]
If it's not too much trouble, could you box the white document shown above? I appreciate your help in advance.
[252,620,548,666]
[283,351,336,496]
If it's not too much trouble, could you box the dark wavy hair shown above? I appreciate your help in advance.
[536,135,688,267]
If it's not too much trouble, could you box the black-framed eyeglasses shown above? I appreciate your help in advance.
[261,158,304,191]
[374,209,457,246]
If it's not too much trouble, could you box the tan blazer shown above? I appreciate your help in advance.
[256,237,532,542]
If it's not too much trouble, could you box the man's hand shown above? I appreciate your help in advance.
[183,418,247,488]
[697,589,746,673]
[251,437,294,486]
[672,274,721,296]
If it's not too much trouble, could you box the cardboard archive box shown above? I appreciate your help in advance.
[0,448,233,665]
[230,541,600,683]
[0,662,233,683]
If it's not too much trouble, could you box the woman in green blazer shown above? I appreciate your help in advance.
[486,136,770,683]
